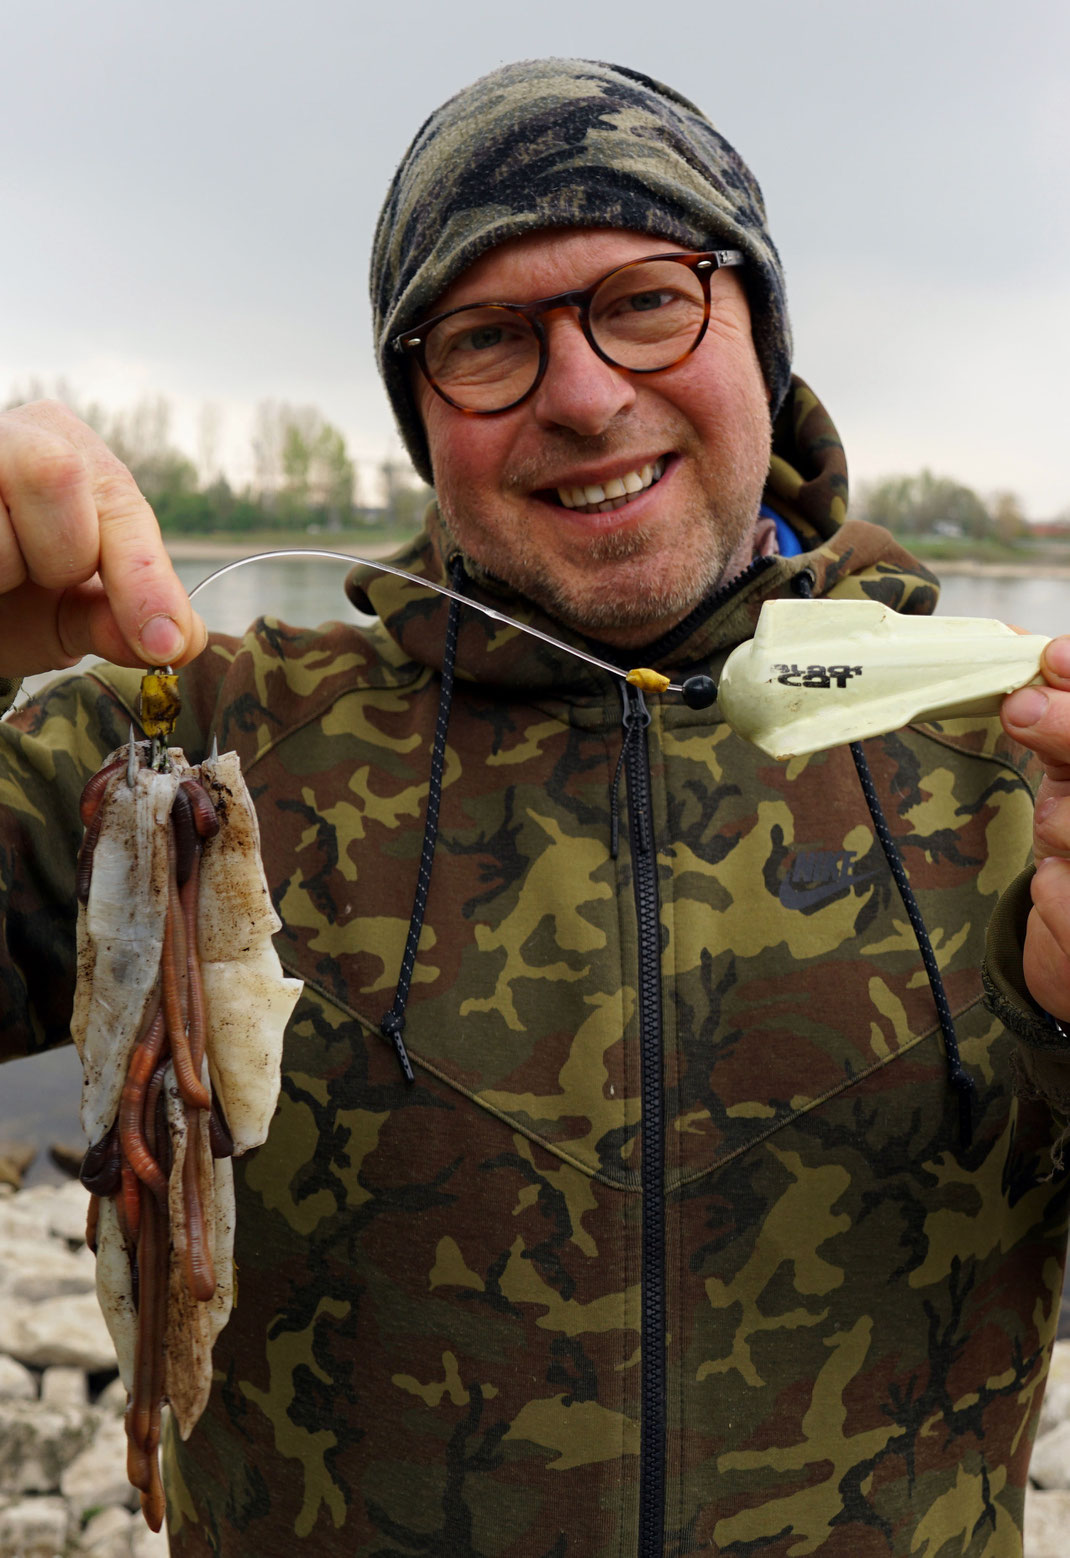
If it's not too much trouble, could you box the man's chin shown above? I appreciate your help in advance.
[525,556,722,646]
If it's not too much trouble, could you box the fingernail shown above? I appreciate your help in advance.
[139,614,184,665]
[1046,637,1070,680]
[1004,686,1049,727]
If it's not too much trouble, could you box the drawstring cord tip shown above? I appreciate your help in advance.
[380,1011,415,1084]
[948,1060,976,1148]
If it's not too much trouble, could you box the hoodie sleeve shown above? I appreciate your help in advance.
[983,864,1070,1114]
[0,672,126,1060]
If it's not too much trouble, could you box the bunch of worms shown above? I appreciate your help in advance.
[77,749,233,1532]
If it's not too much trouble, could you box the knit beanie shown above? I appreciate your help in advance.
[371,57,792,485]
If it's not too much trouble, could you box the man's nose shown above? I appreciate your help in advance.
[529,313,637,434]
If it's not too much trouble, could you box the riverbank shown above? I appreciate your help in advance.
[159,532,1070,580]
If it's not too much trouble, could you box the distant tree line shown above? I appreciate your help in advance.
[3,382,431,537]
[851,470,1039,544]
[6,382,1067,547]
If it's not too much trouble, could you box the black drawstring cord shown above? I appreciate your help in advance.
[848,742,975,1144]
[791,569,974,1144]
[380,557,466,1083]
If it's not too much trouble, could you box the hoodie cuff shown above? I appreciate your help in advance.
[982,865,1070,1051]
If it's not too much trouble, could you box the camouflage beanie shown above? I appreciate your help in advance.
[371,57,792,485]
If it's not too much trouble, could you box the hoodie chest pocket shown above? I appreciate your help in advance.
[655,726,1035,1181]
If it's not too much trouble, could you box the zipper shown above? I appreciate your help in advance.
[621,682,665,1556]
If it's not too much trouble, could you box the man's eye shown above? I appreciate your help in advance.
[626,290,670,313]
[464,325,505,350]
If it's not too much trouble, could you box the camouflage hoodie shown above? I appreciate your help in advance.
[0,380,1066,1558]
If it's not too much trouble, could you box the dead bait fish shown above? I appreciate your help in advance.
[72,740,302,1530]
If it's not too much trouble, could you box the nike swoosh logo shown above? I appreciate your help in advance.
[778,869,880,911]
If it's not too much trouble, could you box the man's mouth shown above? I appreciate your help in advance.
[550,458,667,514]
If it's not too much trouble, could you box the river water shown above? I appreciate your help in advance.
[2,559,1066,1179]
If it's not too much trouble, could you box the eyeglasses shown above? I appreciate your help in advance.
[392,249,745,414]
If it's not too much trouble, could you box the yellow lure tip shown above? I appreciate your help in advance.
[625,667,671,695]
[139,672,182,738]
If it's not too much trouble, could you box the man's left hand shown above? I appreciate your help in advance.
[1002,637,1070,1023]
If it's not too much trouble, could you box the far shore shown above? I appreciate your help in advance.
[165,534,406,563]
[928,557,1070,580]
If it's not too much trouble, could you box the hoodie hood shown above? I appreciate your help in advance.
[346,376,938,695]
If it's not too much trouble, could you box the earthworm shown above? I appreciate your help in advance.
[76,801,109,904]
[76,758,130,901]
[144,1057,170,1153]
[208,1094,234,1159]
[119,997,168,1201]
[167,795,214,1299]
[80,1122,121,1196]
[121,1161,142,1247]
[126,1070,172,1532]
[161,827,211,1112]
[181,1109,216,1303]
[78,756,128,827]
[181,777,220,839]
[171,785,199,886]
[171,778,218,884]
[140,1182,171,1534]
[180,844,207,1074]
[126,1180,162,1495]
[140,1450,167,1533]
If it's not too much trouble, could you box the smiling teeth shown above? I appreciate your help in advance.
[556,459,665,513]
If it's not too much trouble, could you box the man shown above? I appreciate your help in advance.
[2,57,1070,1557]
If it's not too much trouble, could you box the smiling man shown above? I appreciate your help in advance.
[403,229,773,643]
[2,56,1070,1558]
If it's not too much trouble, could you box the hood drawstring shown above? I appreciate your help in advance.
[380,556,467,1083]
[792,569,975,1145]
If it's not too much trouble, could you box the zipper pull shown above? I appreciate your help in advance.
[610,683,652,858]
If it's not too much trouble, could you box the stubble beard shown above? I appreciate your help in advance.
[440,427,772,646]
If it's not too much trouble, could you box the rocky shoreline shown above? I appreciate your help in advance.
[1,1170,1069,1556]
[0,1177,165,1557]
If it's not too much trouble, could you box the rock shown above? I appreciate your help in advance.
[1030,1418,1070,1491]
[1040,1339,1070,1436]
[0,1291,117,1372]
[49,1141,86,1180]
[82,1502,136,1556]
[21,1179,93,1247]
[40,1365,89,1409]
[130,1516,170,1556]
[1024,1487,1070,1558]
[60,1412,137,1521]
[0,1140,37,1191]
[97,1375,128,1415]
[0,1354,37,1400]
[0,1233,97,1303]
[0,1494,71,1556]
[0,1399,96,1494]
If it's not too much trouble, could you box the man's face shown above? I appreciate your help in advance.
[415,228,772,648]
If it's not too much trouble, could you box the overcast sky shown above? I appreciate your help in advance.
[3,0,1067,515]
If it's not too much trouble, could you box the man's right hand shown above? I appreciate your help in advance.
[0,401,207,679]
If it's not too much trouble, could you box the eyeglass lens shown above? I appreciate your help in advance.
[423,258,709,412]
